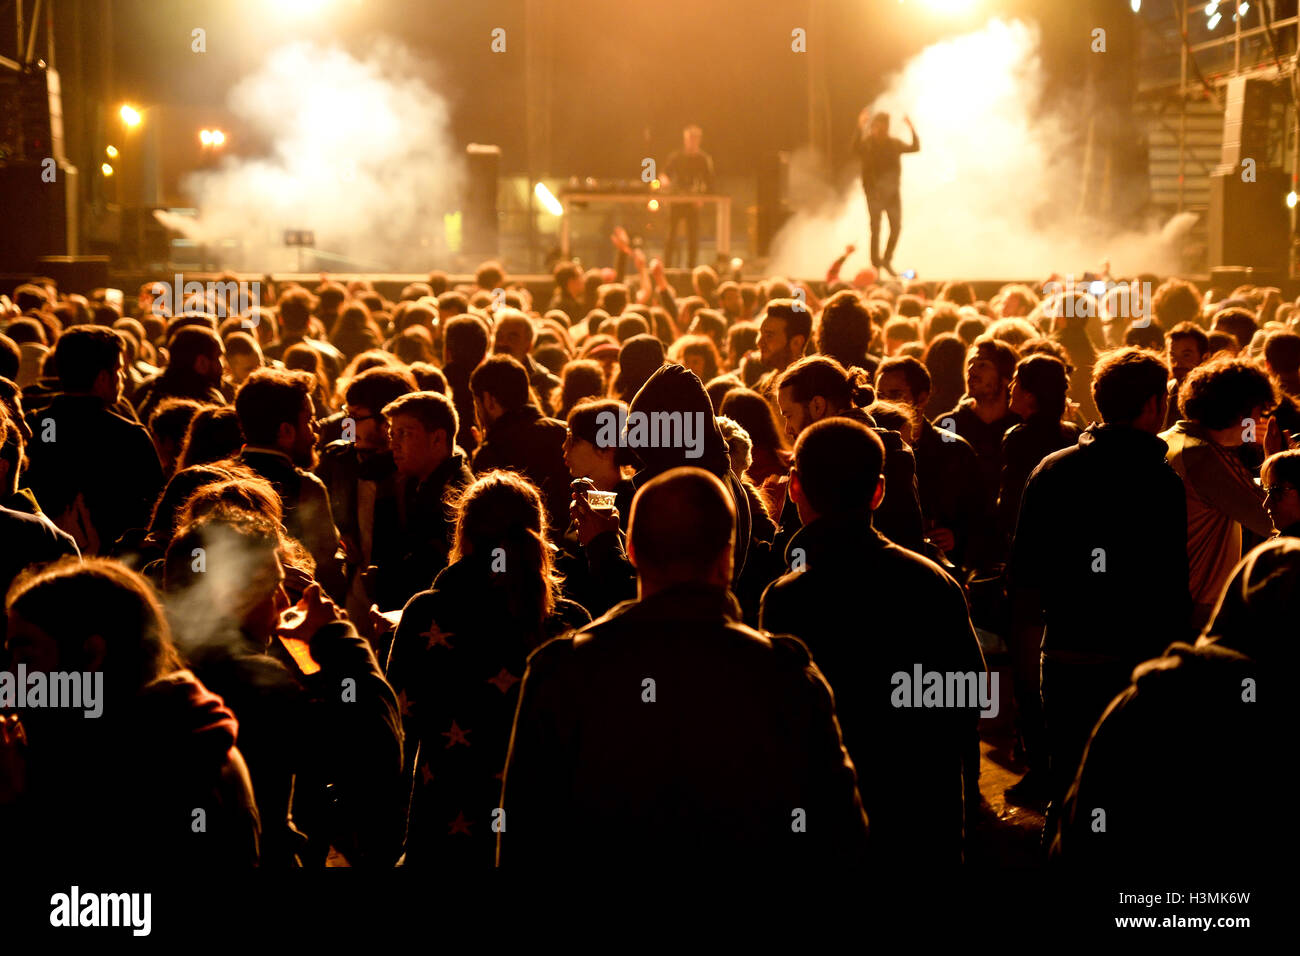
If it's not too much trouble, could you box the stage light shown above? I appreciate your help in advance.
[211,129,226,147]
[200,129,213,146]
[650,178,661,190]
[1130,0,1141,11]
[916,0,977,12]
[105,145,118,158]
[272,0,331,13]
[534,182,563,217]
[647,199,660,211]
[119,104,142,127]
[101,163,114,176]
[1237,1,1249,16]
[1208,10,1222,28]
[1287,190,1297,208]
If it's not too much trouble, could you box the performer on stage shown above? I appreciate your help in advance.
[855,109,919,278]
[661,124,715,269]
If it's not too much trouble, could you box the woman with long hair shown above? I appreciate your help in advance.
[330,301,383,361]
[719,387,791,520]
[383,470,590,868]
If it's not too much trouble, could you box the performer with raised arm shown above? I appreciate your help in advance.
[855,109,919,278]
[661,124,715,270]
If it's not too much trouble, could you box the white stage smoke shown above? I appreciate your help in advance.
[157,39,464,272]
[768,19,1196,280]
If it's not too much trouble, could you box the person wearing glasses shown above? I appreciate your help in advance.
[317,366,417,627]
[1262,449,1300,538]
[372,390,474,613]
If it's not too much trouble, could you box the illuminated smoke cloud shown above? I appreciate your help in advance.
[769,19,1196,280]
[155,39,464,272]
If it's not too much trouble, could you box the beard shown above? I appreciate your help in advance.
[292,444,319,471]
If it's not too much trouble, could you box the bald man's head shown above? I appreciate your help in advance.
[628,467,735,592]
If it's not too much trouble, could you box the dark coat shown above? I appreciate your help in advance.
[773,411,924,556]
[314,440,397,562]
[370,450,474,610]
[760,515,986,864]
[549,291,585,326]
[0,505,79,619]
[627,363,753,579]
[1052,639,1262,870]
[497,584,869,868]
[239,447,343,598]
[913,418,994,571]
[131,369,226,424]
[24,394,164,554]
[836,407,924,553]
[1010,424,1191,664]
[524,354,562,419]
[385,557,591,866]
[3,669,261,867]
[934,398,1021,515]
[556,477,639,619]
[471,405,571,534]
[997,416,1081,550]
[189,619,405,866]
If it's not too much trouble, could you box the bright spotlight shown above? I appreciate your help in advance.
[1237,1,1249,15]
[119,104,141,127]
[1287,190,1297,208]
[647,199,660,212]
[918,0,977,11]
[1208,10,1222,27]
[105,145,118,158]
[101,163,114,176]
[211,129,226,147]
[1130,0,1141,11]
[199,129,213,146]
[533,182,563,217]
[1204,1,1217,13]
[272,0,332,14]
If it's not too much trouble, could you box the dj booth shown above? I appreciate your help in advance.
[557,187,732,259]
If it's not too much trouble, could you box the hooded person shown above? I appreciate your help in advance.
[612,334,666,404]
[1052,537,1289,871]
[572,363,752,593]
[2,558,260,867]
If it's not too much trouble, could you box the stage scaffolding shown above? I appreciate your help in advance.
[1136,0,1300,274]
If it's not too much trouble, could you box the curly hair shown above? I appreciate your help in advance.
[1152,278,1202,328]
[1178,356,1279,430]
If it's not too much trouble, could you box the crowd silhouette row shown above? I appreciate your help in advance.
[0,250,1286,869]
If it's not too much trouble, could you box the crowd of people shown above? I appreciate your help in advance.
[0,245,1287,870]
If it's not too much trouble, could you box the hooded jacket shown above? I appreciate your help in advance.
[5,669,260,867]
[626,363,752,581]
[1052,539,1295,869]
